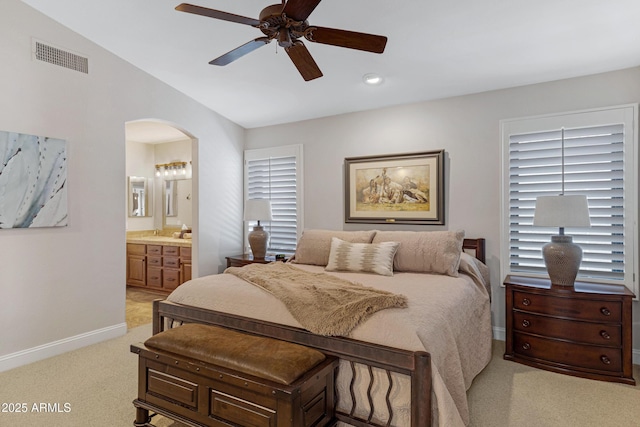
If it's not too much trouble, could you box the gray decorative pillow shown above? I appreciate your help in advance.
[325,237,399,276]
[292,229,377,266]
[372,230,464,276]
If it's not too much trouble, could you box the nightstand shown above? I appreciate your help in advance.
[504,275,635,385]
[225,254,279,268]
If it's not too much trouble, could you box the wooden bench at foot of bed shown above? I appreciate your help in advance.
[131,323,338,427]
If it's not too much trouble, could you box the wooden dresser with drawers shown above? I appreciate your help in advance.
[504,275,635,385]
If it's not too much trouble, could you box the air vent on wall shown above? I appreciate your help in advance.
[32,39,88,74]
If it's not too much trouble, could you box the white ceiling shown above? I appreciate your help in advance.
[22,0,640,129]
[126,120,191,144]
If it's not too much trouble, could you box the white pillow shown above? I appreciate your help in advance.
[325,237,399,276]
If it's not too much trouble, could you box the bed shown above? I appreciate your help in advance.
[152,230,492,427]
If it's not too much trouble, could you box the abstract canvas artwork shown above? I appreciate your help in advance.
[0,131,68,228]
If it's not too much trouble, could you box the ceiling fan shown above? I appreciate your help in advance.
[175,0,388,81]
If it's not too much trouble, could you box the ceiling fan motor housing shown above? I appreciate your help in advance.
[259,4,309,47]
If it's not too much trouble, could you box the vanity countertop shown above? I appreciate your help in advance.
[127,235,192,248]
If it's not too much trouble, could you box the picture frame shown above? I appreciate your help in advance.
[344,150,445,225]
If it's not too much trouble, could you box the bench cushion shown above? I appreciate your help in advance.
[144,323,326,386]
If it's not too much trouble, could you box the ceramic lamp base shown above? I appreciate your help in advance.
[542,235,582,286]
[248,225,269,259]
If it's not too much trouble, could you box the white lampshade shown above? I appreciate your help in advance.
[244,199,273,222]
[533,195,590,228]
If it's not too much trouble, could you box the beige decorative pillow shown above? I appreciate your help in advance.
[325,238,399,276]
[372,230,465,276]
[292,229,377,266]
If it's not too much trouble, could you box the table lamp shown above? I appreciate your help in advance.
[533,194,590,286]
[244,199,273,259]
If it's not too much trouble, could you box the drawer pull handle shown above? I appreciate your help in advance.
[522,320,531,328]
[600,330,611,340]
[522,343,531,351]
[600,355,611,365]
[522,298,531,306]
[600,307,611,316]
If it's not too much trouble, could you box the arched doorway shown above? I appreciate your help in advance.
[124,119,197,328]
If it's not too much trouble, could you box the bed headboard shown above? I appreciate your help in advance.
[463,238,486,264]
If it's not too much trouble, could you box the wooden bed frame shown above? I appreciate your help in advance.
[152,238,486,427]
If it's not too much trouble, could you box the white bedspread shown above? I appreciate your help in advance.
[167,262,492,426]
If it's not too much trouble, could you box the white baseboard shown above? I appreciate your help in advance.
[0,323,127,373]
[493,326,506,341]
[493,326,640,366]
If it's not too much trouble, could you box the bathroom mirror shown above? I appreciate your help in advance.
[164,180,178,218]
[163,178,192,228]
[128,176,152,217]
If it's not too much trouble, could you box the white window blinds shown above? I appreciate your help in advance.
[502,105,637,291]
[244,145,303,255]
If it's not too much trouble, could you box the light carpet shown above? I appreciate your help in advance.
[0,323,179,427]
[467,341,640,426]
[0,325,638,426]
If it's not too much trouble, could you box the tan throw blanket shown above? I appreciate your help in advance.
[225,263,408,336]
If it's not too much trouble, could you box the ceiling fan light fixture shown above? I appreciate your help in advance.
[363,73,383,85]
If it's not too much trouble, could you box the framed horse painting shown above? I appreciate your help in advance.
[344,150,444,225]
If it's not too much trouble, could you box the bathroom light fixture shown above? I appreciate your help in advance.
[155,161,188,178]
[363,73,383,85]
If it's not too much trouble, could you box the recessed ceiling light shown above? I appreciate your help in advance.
[363,73,384,85]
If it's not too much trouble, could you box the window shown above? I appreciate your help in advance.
[501,105,638,293]
[244,144,303,255]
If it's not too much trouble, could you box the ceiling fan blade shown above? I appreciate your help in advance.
[176,3,261,27]
[282,0,322,21]
[285,41,323,81]
[209,37,271,66]
[306,27,387,53]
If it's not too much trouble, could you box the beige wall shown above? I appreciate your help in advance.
[0,0,244,370]
[246,67,640,358]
